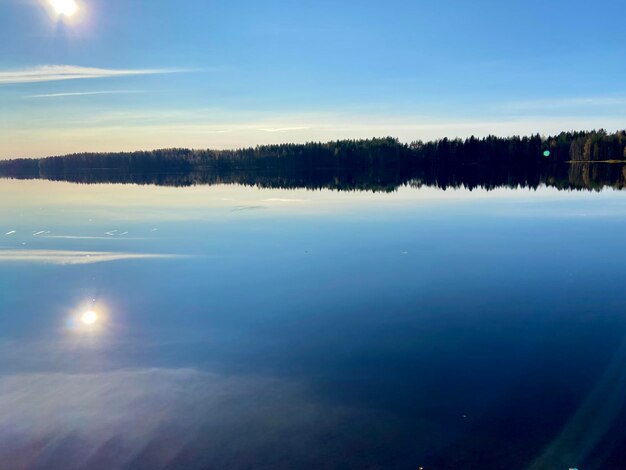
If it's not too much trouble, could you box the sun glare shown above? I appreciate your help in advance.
[50,0,78,17]
[81,310,98,326]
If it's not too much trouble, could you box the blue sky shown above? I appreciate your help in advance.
[0,0,625,157]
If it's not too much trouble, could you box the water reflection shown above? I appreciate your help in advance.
[0,250,178,265]
[1,180,626,468]
[2,161,626,192]
[529,336,626,469]
[0,369,411,469]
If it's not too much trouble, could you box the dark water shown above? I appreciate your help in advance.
[1,179,626,469]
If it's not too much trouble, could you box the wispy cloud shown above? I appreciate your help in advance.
[258,126,311,132]
[262,198,309,203]
[231,205,265,212]
[0,65,182,85]
[4,104,626,159]
[43,235,145,240]
[24,90,156,99]
[502,96,626,112]
[0,250,180,265]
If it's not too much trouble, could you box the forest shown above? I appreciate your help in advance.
[0,129,625,192]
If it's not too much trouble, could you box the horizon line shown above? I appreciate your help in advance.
[1,127,622,161]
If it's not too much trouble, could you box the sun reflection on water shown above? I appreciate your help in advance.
[67,302,109,334]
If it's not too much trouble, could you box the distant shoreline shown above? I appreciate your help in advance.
[0,130,624,191]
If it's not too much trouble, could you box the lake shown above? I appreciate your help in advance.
[1,178,626,469]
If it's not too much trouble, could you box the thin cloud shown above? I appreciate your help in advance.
[258,126,311,132]
[0,65,183,85]
[231,205,265,212]
[0,250,180,265]
[43,235,145,240]
[502,96,626,112]
[262,198,309,203]
[24,90,156,99]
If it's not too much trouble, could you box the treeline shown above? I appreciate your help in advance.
[0,138,416,175]
[411,129,626,164]
[0,130,625,191]
[565,130,626,162]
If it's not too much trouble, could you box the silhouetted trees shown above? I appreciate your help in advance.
[1,130,625,192]
[565,130,626,162]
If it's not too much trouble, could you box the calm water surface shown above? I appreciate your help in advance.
[1,180,626,469]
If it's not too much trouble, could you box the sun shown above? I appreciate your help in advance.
[50,0,78,17]
[81,310,98,326]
